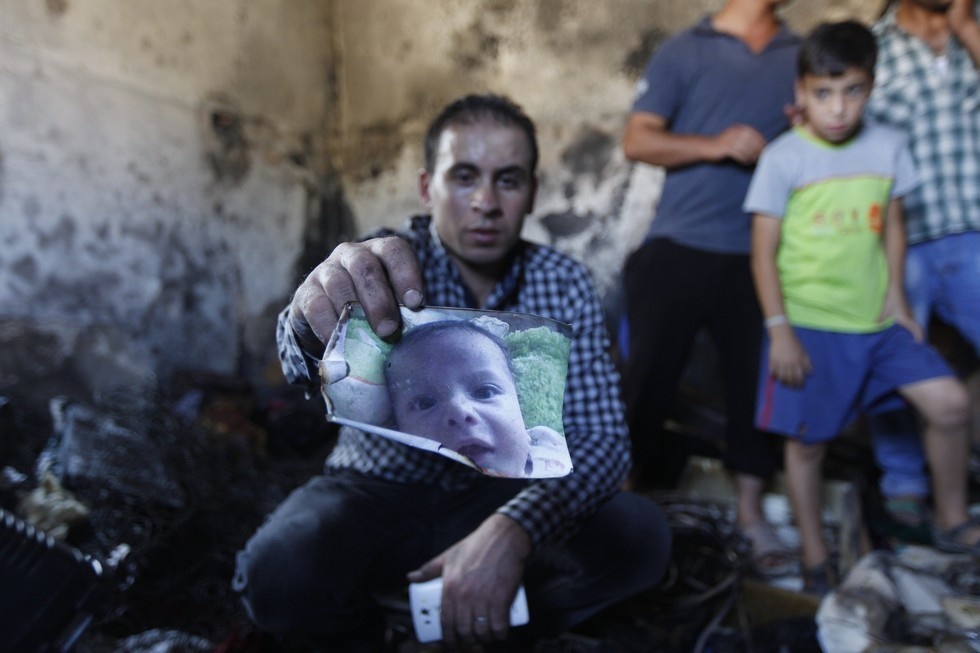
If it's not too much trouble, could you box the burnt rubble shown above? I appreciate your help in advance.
[0,376,333,652]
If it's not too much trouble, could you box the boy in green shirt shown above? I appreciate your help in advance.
[744,20,979,593]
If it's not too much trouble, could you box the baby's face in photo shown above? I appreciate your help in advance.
[387,327,530,477]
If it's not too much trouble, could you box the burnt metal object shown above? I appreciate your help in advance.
[0,507,108,652]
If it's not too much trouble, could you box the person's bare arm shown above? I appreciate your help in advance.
[948,0,980,67]
[287,236,425,356]
[621,111,767,169]
[407,514,531,645]
[751,214,811,387]
[879,198,923,340]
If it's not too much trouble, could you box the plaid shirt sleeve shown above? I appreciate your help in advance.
[496,253,631,546]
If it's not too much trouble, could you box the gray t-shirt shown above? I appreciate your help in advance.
[743,122,918,332]
[632,17,799,254]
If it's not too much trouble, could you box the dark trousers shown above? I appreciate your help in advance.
[233,469,671,650]
[623,239,779,486]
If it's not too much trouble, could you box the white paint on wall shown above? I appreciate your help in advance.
[0,0,334,388]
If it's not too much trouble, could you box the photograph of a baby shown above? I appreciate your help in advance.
[320,304,573,479]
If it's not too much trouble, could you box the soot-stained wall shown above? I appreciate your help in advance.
[0,0,339,400]
[332,0,886,297]
[0,0,887,404]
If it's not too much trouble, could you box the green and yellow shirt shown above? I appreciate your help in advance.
[744,124,918,333]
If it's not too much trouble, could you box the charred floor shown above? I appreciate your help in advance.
[1,322,978,652]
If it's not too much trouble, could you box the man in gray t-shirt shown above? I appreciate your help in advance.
[620,0,798,577]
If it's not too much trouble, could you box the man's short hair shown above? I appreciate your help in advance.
[423,94,539,173]
[798,20,877,79]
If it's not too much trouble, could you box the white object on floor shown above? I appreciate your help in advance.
[816,546,975,653]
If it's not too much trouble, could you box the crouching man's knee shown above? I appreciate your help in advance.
[233,541,385,652]
[233,544,308,633]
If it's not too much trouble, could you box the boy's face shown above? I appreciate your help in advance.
[387,329,530,477]
[795,67,873,144]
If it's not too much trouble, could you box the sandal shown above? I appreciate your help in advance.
[802,556,839,596]
[932,516,980,556]
[738,520,796,578]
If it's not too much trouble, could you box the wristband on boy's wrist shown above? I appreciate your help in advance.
[764,314,788,328]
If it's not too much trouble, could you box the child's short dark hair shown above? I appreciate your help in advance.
[386,319,514,379]
[798,20,877,79]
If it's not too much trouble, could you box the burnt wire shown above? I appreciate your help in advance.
[636,493,754,653]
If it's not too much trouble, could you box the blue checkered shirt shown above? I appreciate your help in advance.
[276,215,631,546]
[867,3,980,245]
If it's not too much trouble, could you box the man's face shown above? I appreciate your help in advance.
[419,121,536,278]
[387,329,530,477]
[796,68,873,144]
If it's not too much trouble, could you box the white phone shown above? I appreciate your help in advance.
[408,577,530,643]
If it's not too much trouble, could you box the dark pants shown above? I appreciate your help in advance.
[233,469,671,650]
[623,239,779,486]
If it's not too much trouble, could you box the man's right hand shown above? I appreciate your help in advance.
[948,0,978,31]
[288,236,425,356]
[947,0,980,66]
[715,124,766,165]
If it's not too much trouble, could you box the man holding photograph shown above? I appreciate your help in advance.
[234,94,671,651]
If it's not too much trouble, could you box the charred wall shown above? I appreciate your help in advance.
[0,0,342,407]
[0,0,887,409]
[331,0,887,297]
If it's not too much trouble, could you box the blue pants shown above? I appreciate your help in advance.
[871,231,980,499]
[757,325,952,443]
[233,469,671,650]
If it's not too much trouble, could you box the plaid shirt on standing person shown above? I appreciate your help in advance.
[867,3,980,245]
[276,214,631,547]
